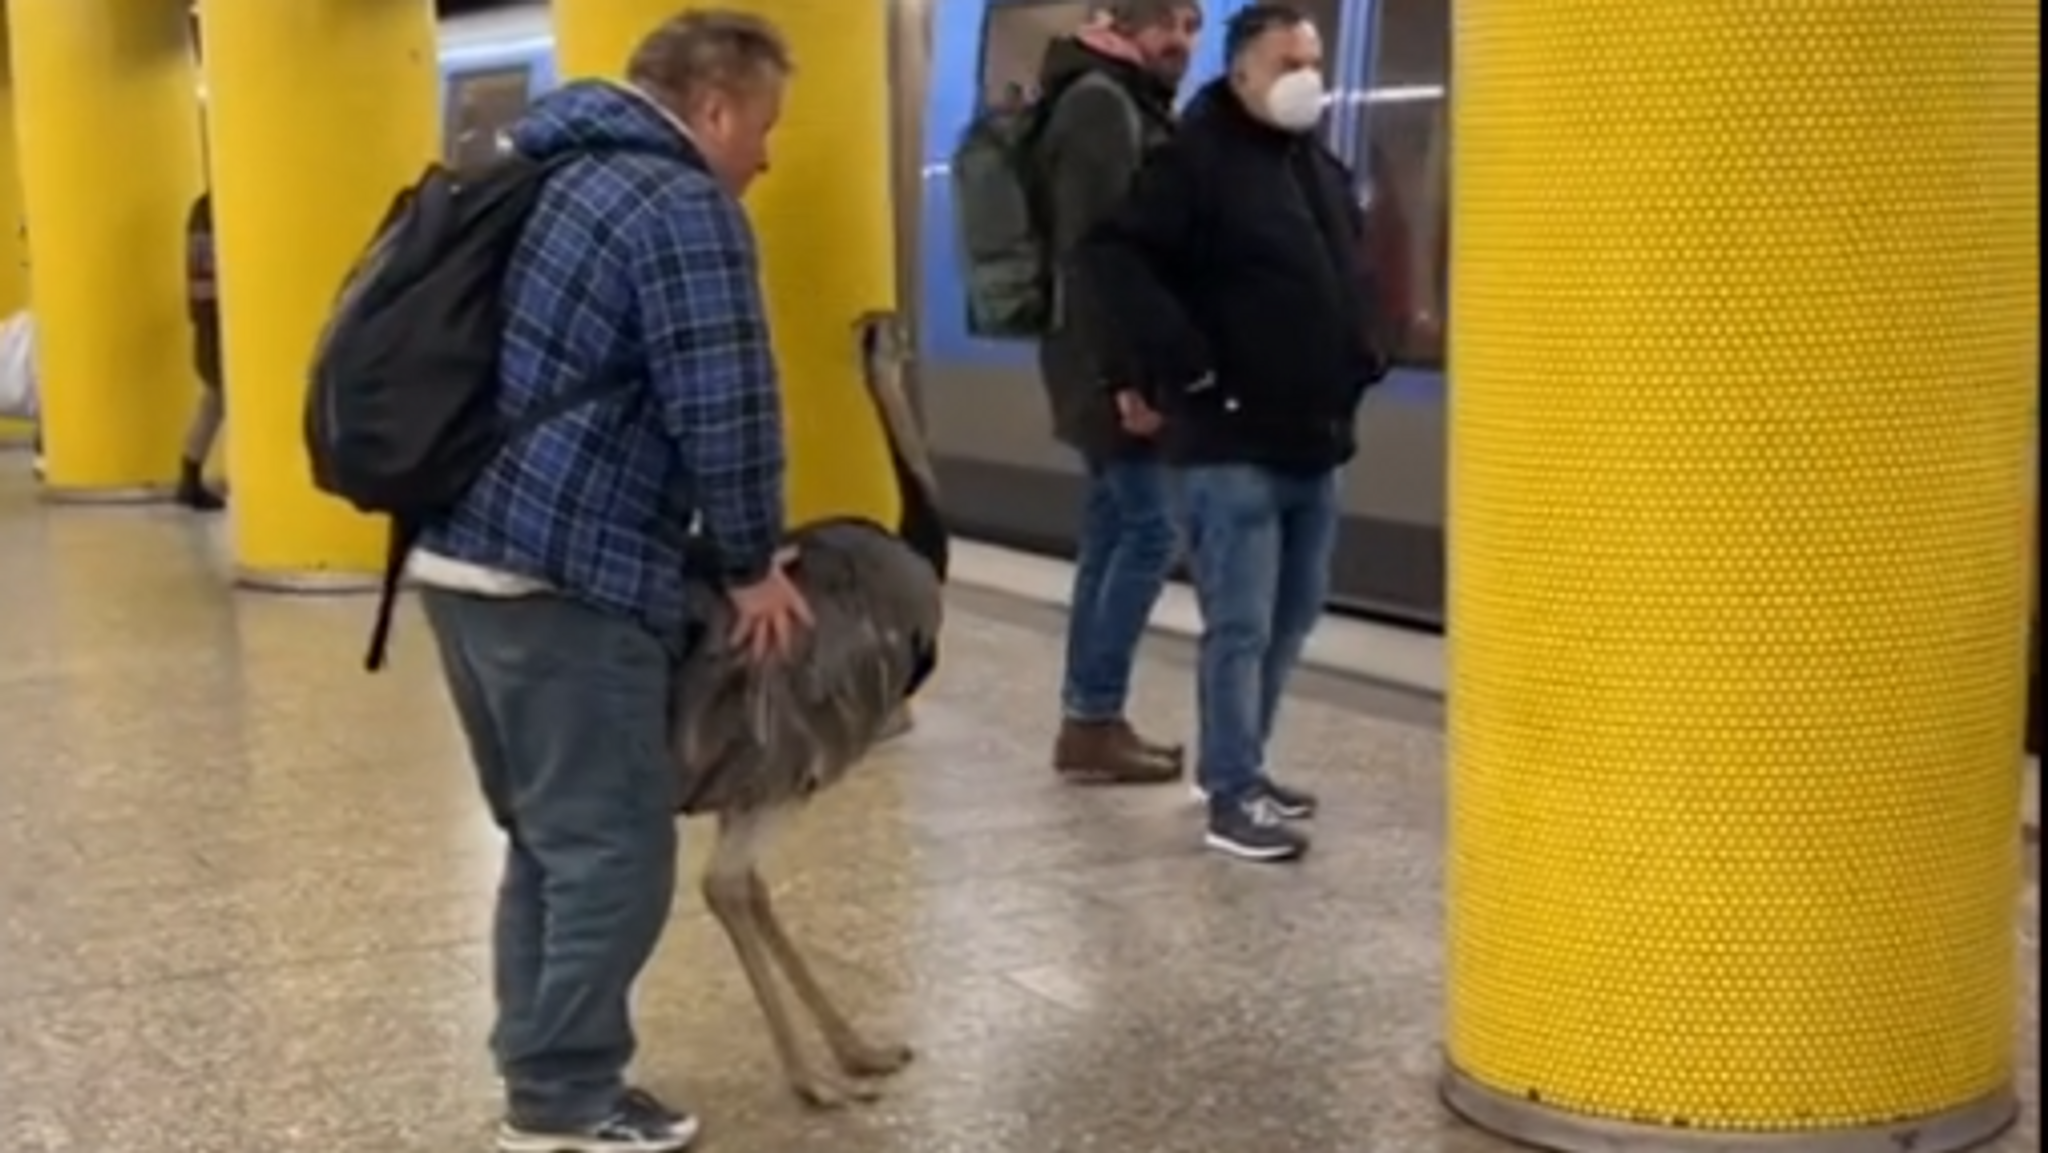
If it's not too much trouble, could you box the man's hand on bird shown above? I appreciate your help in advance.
[729,548,813,663]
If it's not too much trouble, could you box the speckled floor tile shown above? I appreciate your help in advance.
[0,464,2036,1152]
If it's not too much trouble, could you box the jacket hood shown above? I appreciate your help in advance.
[509,80,697,163]
[1037,36,1177,108]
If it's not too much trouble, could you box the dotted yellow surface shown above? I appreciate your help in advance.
[1445,0,2038,1135]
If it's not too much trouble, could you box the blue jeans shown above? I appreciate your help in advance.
[1182,464,1340,807]
[420,589,680,1130]
[1062,458,1178,721]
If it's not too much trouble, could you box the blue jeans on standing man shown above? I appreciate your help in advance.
[1182,464,1339,816]
[420,588,684,1137]
[1062,458,1179,721]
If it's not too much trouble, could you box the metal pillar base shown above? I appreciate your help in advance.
[1442,1065,2018,1153]
[39,483,173,506]
[233,568,381,595]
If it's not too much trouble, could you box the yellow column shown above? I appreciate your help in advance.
[1445,2,2038,1150]
[553,0,901,532]
[196,0,440,588]
[6,0,205,496]
[0,20,29,448]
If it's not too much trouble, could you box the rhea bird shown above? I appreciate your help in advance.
[670,311,947,1109]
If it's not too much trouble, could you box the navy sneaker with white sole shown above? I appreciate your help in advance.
[1205,796,1310,862]
[1255,778,1318,820]
[497,1088,700,1153]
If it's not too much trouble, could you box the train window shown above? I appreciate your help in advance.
[979,1,1089,108]
[444,65,532,168]
[1356,0,1449,366]
[1287,0,1345,86]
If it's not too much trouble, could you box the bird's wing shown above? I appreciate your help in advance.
[671,524,943,813]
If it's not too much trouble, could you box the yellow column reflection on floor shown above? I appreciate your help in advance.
[0,21,28,447]
[1444,0,2038,1149]
[6,0,204,493]
[197,0,439,586]
[553,0,900,531]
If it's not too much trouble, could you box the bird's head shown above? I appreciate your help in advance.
[854,312,948,581]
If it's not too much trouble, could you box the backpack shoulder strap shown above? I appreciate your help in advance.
[1064,72,1144,156]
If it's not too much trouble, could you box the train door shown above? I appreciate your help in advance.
[1330,0,1452,624]
[1351,0,1447,362]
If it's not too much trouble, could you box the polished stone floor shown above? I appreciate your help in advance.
[0,460,2037,1152]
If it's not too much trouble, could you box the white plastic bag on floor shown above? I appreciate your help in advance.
[0,310,37,420]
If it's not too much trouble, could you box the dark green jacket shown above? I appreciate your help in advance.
[1032,38,1177,462]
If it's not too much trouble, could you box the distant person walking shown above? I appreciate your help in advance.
[180,191,225,511]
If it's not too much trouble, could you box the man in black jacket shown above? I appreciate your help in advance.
[1080,3,1386,862]
[1033,0,1201,786]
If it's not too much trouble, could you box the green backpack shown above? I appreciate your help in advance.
[948,75,1138,341]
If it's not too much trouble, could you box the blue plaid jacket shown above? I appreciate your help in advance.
[422,82,785,646]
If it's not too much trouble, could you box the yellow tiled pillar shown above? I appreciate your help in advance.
[5,0,206,497]
[552,0,900,532]
[195,0,439,588]
[1443,2,2038,1150]
[0,20,29,448]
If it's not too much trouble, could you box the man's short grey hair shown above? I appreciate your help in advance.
[1086,0,1202,31]
[626,9,795,104]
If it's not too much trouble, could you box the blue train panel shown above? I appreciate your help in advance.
[435,8,556,164]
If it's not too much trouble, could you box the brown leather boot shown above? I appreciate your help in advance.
[1053,718,1184,785]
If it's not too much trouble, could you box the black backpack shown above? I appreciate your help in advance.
[307,153,619,672]
[948,74,1138,341]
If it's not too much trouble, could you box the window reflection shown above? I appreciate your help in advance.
[445,66,533,169]
[1290,0,1347,86]
[1357,0,1448,366]
[980,1,1089,107]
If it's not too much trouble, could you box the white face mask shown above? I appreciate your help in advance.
[1262,68,1326,132]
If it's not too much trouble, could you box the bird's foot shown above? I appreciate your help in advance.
[833,1037,915,1079]
[790,1068,884,1110]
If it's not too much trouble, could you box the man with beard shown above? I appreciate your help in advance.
[1033,0,1203,786]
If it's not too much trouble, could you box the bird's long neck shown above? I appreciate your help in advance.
[855,313,947,580]
[891,447,948,582]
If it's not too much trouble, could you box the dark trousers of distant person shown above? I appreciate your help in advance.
[178,307,226,511]
[420,588,679,1131]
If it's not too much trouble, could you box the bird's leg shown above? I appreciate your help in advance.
[704,816,878,1109]
[746,873,915,1079]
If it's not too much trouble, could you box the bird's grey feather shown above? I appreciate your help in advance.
[672,519,943,816]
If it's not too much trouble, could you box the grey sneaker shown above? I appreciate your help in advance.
[1191,778,1318,820]
[1204,796,1310,863]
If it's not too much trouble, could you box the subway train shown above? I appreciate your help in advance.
[433,0,1450,628]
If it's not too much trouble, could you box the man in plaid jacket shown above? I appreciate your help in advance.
[408,12,810,1152]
